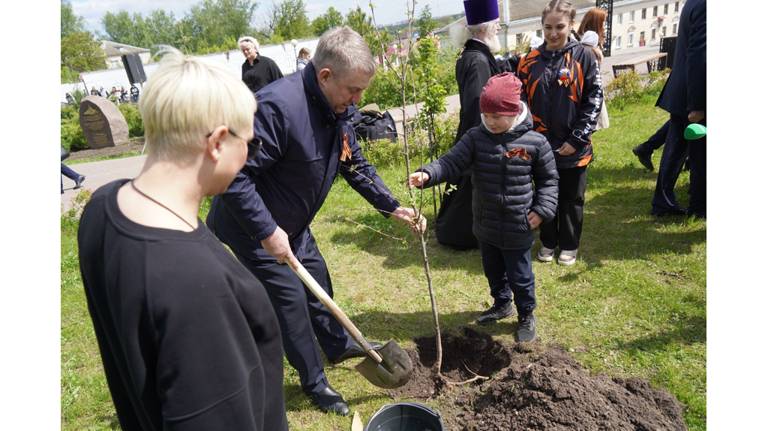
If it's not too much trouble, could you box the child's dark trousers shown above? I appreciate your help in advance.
[479,242,536,316]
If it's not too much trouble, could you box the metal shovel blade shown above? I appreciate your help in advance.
[355,340,413,389]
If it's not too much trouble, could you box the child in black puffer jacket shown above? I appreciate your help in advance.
[408,72,558,342]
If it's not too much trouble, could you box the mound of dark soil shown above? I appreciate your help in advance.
[391,328,686,430]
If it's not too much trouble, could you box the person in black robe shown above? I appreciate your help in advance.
[436,0,509,250]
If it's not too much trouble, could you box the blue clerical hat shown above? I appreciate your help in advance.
[463,0,500,25]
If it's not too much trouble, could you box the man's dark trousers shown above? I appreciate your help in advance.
[232,232,355,395]
[636,120,670,155]
[687,120,706,217]
[479,242,536,316]
[652,115,690,213]
[540,166,588,250]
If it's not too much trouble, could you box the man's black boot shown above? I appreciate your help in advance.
[632,146,654,171]
[306,386,350,416]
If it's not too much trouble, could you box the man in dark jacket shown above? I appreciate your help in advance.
[435,0,508,250]
[207,27,425,417]
[651,0,706,218]
[238,36,284,94]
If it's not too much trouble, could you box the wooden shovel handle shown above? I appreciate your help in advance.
[287,259,383,364]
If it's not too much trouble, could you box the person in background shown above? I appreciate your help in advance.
[650,0,706,218]
[129,84,140,103]
[77,47,288,431]
[207,27,425,417]
[437,0,509,250]
[296,47,311,71]
[409,73,558,339]
[577,7,609,130]
[517,0,603,266]
[238,36,284,94]
[61,159,85,194]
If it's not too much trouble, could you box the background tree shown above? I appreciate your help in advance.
[103,11,150,48]
[185,0,257,52]
[311,6,344,36]
[61,32,107,83]
[417,5,438,37]
[61,1,106,82]
[144,11,181,49]
[271,0,313,40]
[61,0,85,37]
[346,6,388,57]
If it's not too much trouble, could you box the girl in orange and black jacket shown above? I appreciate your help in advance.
[516,0,603,266]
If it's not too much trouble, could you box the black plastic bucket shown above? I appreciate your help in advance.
[364,402,443,431]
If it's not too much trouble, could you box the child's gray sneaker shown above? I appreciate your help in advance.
[537,246,555,263]
[558,249,578,266]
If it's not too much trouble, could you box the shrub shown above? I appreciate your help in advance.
[361,67,403,110]
[118,103,144,137]
[606,69,670,110]
[358,114,458,168]
[361,45,458,111]
[60,105,87,151]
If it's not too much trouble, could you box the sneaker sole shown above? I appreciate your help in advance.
[558,258,576,266]
[537,255,554,263]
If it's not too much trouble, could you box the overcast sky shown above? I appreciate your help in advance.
[70,0,465,35]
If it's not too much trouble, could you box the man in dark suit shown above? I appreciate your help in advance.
[651,0,706,218]
[207,27,425,417]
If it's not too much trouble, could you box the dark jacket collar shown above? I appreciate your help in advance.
[463,39,500,74]
[301,62,356,125]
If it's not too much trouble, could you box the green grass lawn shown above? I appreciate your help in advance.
[61,94,705,430]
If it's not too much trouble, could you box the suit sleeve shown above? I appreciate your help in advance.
[530,137,559,222]
[569,49,603,150]
[219,100,284,240]
[417,132,475,187]
[339,129,401,217]
[686,2,706,112]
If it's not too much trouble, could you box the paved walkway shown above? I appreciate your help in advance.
[61,155,147,213]
[61,47,658,213]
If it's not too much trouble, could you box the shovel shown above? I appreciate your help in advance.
[287,259,413,389]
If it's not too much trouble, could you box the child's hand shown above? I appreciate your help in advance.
[408,172,430,188]
[527,211,543,230]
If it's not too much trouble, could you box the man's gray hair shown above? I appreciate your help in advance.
[312,26,376,77]
[450,18,498,48]
[467,20,497,38]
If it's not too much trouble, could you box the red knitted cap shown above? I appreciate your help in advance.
[479,72,522,116]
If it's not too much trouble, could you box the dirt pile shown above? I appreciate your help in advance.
[391,327,686,430]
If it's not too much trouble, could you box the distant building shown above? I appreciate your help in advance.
[436,0,686,54]
[100,41,151,70]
